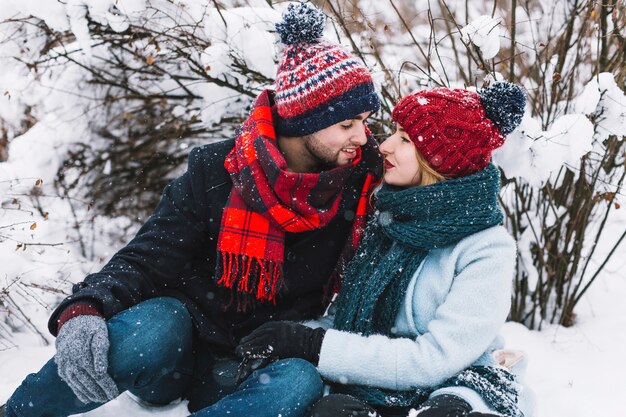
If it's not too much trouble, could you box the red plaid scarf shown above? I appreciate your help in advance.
[216,90,381,308]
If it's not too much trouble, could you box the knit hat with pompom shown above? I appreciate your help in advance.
[391,82,525,178]
[273,2,380,136]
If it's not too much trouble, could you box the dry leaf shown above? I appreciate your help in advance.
[35,178,43,186]
[146,55,154,65]
[30,222,37,230]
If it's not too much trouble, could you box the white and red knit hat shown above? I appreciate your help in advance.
[273,2,380,136]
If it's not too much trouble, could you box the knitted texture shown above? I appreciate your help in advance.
[216,90,382,309]
[56,302,102,332]
[334,366,523,417]
[479,82,526,134]
[273,2,379,136]
[54,315,119,404]
[334,163,504,336]
[392,82,525,178]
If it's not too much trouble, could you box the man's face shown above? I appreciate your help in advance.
[303,111,372,168]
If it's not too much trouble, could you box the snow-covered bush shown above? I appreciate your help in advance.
[1,0,279,219]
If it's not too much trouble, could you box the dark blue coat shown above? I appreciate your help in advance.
[48,139,369,354]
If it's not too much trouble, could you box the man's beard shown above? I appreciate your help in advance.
[303,135,340,170]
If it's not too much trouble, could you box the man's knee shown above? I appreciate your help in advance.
[107,297,194,382]
[255,358,323,409]
[310,394,378,417]
[272,358,323,393]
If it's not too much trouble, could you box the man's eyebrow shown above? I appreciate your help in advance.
[352,113,371,121]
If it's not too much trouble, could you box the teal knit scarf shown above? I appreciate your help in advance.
[332,163,524,417]
[334,163,504,335]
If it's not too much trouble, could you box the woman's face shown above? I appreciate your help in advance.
[379,126,421,187]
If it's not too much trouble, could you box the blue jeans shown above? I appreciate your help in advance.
[5,297,323,417]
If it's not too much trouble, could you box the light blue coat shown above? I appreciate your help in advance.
[317,225,535,416]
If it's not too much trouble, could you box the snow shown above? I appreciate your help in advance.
[594,73,626,140]
[201,7,279,80]
[501,253,626,417]
[493,109,595,186]
[460,15,502,60]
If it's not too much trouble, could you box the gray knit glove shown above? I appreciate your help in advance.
[54,315,119,404]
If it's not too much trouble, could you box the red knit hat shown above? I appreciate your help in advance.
[273,2,380,136]
[391,82,525,178]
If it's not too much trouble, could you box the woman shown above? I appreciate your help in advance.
[236,82,534,417]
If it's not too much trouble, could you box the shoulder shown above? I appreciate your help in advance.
[430,225,516,277]
[454,225,516,255]
[187,139,234,184]
[448,226,517,286]
[188,139,234,169]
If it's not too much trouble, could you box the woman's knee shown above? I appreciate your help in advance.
[310,394,378,417]
[414,395,473,417]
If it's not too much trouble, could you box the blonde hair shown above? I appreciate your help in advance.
[415,148,445,186]
[369,145,446,207]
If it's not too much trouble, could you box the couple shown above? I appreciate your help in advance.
[2,3,532,417]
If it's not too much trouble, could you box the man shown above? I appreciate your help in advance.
[1,3,382,417]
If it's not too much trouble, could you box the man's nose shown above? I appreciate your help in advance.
[352,126,368,146]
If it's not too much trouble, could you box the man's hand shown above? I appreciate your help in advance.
[54,315,119,404]
[235,356,275,384]
[234,321,325,383]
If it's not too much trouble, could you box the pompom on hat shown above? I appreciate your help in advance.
[273,2,380,137]
[391,82,525,178]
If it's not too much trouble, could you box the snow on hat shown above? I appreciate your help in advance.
[391,82,525,178]
[273,2,380,137]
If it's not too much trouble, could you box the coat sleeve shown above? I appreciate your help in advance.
[317,227,515,390]
[48,143,232,335]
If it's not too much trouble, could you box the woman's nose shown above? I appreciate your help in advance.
[379,136,394,154]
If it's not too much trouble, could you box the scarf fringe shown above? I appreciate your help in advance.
[217,251,284,310]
